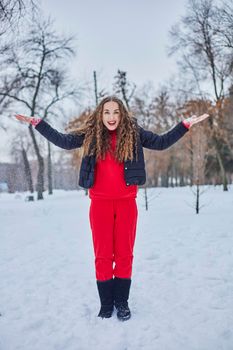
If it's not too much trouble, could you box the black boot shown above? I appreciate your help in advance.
[96,278,114,319]
[113,277,132,321]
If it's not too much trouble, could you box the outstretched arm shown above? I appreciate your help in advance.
[139,113,209,150]
[15,114,85,150]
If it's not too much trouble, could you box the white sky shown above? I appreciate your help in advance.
[1,0,188,162]
[39,0,188,97]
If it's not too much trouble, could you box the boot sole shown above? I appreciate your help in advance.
[117,314,131,321]
[98,311,113,318]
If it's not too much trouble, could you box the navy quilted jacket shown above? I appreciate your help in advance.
[35,119,189,189]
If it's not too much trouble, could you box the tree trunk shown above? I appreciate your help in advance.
[175,168,178,186]
[196,181,200,214]
[144,187,148,211]
[47,141,53,195]
[161,173,169,187]
[180,173,184,187]
[21,148,34,193]
[214,141,228,191]
[28,124,45,200]
[189,137,194,186]
[208,118,228,191]
[36,155,44,200]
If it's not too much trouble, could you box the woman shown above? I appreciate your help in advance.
[15,96,209,321]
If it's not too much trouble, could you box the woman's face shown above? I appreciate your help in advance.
[102,101,121,131]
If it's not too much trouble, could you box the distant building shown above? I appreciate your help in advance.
[0,182,8,192]
[0,163,27,192]
[0,159,81,193]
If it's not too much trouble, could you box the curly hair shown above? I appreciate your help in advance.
[69,96,139,162]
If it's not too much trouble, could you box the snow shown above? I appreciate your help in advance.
[0,185,233,350]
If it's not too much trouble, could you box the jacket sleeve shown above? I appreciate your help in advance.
[34,119,85,150]
[139,121,189,150]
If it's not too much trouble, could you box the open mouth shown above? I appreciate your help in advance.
[108,121,116,126]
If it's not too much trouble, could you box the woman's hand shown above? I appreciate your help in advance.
[15,114,42,126]
[183,113,210,129]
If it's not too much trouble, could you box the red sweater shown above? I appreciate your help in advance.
[89,129,138,200]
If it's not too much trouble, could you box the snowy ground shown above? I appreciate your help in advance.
[0,185,233,350]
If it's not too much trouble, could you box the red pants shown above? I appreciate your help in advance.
[89,198,138,281]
